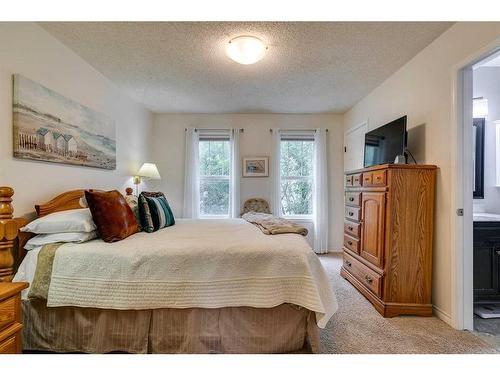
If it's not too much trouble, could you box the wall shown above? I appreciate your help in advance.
[151,113,344,251]
[0,23,154,215]
[343,23,500,323]
[473,67,500,214]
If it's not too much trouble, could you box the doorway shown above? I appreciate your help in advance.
[454,44,500,350]
[470,53,500,348]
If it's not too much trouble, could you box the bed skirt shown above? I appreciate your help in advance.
[22,300,319,353]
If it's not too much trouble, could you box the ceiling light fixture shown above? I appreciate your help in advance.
[226,36,267,65]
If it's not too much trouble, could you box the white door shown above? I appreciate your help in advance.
[344,122,367,172]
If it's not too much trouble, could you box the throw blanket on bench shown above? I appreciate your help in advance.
[242,212,308,236]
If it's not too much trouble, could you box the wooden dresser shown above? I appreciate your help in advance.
[0,282,28,354]
[341,164,437,317]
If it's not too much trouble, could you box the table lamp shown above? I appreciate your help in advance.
[133,162,161,195]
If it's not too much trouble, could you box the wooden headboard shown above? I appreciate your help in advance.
[35,189,86,217]
[2,187,135,281]
[17,189,90,274]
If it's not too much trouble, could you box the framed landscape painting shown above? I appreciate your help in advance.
[243,157,268,177]
[12,74,116,170]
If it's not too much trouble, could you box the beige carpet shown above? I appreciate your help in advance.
[317,253,498,354]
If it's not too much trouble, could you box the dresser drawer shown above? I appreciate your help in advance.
[372,170,387,186]
[0,297,15,331]
[345,206,361,221]
[343,234,360,253]
[0,335,16,354]
[343,253,383,298]
[345,192,361,206]
[344,220,361,238]
[345,175,353,186]
[362,172,372,185]
[362,170,387,187]
[352,173,362,187]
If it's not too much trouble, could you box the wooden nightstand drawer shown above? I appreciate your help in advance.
[0,335,16,354]
[0,282,29,354]
[0,296,15,331]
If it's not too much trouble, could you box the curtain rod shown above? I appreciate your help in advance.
[185,128,244,133]
[269,129,329,133]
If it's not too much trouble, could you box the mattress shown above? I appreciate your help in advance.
[14,219,337,328]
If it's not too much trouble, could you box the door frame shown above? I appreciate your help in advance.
[451,37,500,330]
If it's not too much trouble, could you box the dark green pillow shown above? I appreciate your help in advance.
[139,192,175,233]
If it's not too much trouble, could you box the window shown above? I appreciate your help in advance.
[280,136,314,217]
[199,134,231,216]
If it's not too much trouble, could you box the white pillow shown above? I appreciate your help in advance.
[20,208,96,234]
[24,231,98,251]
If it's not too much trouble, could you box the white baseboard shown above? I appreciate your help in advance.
[433,305,452,326]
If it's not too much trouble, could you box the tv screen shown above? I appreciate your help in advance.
[363,116,407,167]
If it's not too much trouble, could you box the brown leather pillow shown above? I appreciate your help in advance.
[85,190,138,242]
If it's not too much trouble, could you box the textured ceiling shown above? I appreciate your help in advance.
[40,22,452,114]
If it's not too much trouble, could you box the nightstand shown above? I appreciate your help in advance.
[0,282,29,354]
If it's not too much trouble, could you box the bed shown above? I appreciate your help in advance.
[8,188,337,353]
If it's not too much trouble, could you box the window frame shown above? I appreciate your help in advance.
[279,134,315,220]
[198,132,232,218]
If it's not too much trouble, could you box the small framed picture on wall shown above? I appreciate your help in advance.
[242,157,269,177]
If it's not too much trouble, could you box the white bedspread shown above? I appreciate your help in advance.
[44,219,337,328]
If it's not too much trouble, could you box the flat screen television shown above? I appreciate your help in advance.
[363,116,407,167]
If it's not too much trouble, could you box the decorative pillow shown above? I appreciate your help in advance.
[85,190,139,242]
[24,231,98,250]
[139,192,175,233]
[125,194,142,232]
[20,208,96,234]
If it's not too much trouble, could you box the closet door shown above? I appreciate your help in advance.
[360,192,386,268]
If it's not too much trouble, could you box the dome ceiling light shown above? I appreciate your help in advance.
[226,36,267,65]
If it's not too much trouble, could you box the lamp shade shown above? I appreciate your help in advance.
[137,163,161,179]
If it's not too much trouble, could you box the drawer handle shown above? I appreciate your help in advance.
[365,275,373,284]
[348,197,354,202]
[348,212,354,216]
[347,241,353,246]
[345,261,352,267]
[348,226,353,231]
[376,176,381,180]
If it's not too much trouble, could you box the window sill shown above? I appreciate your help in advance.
[282,216,313,222]
[199,215,230,219]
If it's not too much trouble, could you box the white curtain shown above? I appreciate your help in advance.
[313,128,329,253]
[271,128,282,216]
[183,128,200,218]
[230,128,241,218]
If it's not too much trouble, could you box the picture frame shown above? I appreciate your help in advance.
[12,74,116,170]
[242,157,269,177]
